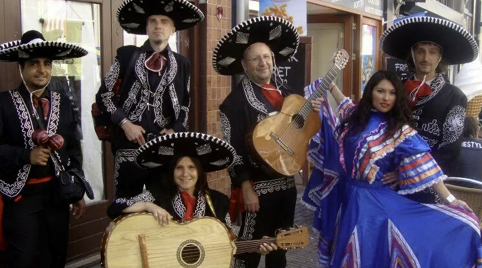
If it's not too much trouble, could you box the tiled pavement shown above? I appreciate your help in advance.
[85,180,319,268]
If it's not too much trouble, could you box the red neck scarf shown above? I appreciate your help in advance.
[404,79,432,109]
[180,191,196,221]
[260,84,283,111]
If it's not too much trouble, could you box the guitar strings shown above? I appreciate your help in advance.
[277,67,338,150]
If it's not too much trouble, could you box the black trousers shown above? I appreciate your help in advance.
[3,182,70,268]
[234,178,297,268]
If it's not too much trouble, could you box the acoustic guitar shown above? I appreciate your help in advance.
[248,49,350,177]
[101,213,309,268]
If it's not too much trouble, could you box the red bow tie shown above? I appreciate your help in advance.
[33,97,50,121]
[145,52,166,74]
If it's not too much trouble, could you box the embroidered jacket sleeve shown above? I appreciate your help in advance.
[394,129,446,195]
[433,89,467,174]
[95,46,136,125]
[0,93,31,168]
[106,190,155,219]
[172,58,191,132]
[220,96,251,187]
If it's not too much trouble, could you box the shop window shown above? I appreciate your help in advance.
[21,0,104,203]
[361,24,377,93]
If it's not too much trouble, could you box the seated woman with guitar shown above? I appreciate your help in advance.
[302,70,482,267]
[106,132,277,256]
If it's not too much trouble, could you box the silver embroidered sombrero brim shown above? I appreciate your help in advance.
[136,132,236,172]
[117,0,204,34]
[380,16,478,65]
[213,16,299,76]
[0,31,87,62]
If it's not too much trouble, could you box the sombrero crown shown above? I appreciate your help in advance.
[213,16,299,76]
[380,15,478,65]
[0,30,87,62]
[117,0,204,34]
[136,132,236,172]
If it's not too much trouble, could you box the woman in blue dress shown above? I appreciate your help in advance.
[302,70,482,268]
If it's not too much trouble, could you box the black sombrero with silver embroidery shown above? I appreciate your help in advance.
[136,132,236,172]
[380,15,478,65]
[117,0,204,34]
[0,30,87,62]
[213,16,299,76]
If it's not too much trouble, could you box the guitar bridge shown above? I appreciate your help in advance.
[270,132,294,156]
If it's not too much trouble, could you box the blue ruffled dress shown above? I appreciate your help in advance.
[302,79,482,268]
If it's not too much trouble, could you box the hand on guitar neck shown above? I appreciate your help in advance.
[311,82,345,113]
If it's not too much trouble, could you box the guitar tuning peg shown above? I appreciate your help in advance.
[275,228,286,236]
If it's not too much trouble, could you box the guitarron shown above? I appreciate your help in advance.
[248,49,349,177]
[101,213,309,268]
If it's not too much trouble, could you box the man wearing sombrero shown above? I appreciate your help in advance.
[214,16,299,268]
[0,30,88,267]
[95,0,204,200]
[380,15,479,203]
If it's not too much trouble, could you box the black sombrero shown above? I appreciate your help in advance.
[380,15,478,65]
[116,0,204,34]
[0,30,87,62]
[136,132,236,172]
[213,16,299,76]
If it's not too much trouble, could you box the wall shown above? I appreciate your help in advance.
[203,0,233,195]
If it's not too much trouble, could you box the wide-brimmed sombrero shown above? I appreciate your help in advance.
[380,15,478,65]
[213,16,299,76]
[136,132,236,172]
[117,0,204,34]
[0,30,87,62]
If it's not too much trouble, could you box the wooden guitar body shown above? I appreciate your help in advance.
[102,214,235,268]
[248,49,349,177]
[249,94,321,176]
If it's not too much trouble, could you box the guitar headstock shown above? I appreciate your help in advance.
[332,49,349,70]
[275,227,309,250]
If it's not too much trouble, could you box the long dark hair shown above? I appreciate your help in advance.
[336,70,412,140]
[463,116,479,138]
[166,155,210,199]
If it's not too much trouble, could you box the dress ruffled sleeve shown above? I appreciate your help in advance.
[395,130,446,195]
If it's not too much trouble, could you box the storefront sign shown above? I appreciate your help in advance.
[276,43,306,95]
[260,0,307,36]
[321,0,384,17]
[385,57,410,81]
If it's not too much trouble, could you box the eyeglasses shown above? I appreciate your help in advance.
[244,55,272,64]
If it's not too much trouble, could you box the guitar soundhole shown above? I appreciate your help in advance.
[292,114,305,129]
[177,240,204,268]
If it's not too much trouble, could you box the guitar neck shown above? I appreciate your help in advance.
[235,238,276,255]
[307,66,342,103]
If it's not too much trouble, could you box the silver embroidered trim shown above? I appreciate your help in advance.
[122,80,141,113]
[218,57,236,67]
[172,191,206,219]
[101,58,121,113]
[279,47,295,57]
[115,190,155,206]
[236,32,249,44]
[242,78,268,114]
[121,23,140,29]
[158,146,174,155]
[132,2,145,14]
[269,25,282,40]
[196,143,212,156]
[239,211,256,240]
[253,177,295,195]
[439,105,465,149]
[421,119,440,137]
[210,157,230,166]
[164,1,174,12]
[46,91,61,136]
